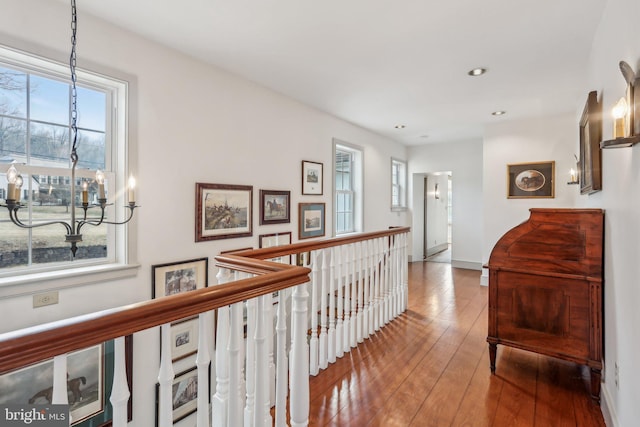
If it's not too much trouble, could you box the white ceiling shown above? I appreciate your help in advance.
[70,0,607,145]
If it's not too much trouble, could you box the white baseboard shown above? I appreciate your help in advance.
[601,383,617,427]
[480,267,489,286]
[451,260,482,271]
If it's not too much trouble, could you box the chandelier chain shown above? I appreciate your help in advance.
[70,0,78,163]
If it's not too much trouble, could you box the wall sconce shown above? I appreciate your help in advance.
[568,168,579,185]
[434,183,440,199]
[601,61,640,148]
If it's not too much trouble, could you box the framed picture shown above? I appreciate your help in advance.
[152,258,208,299]
[165,317,199,362]
[195,183,253,242]
[155,367,203,425]
[579,91,602,194]
[302,161,323,195]
[507,161,555,199]
[259,231,292,248]
[0,336,133,427]
[259,190,290,225]
[298,203,326,239]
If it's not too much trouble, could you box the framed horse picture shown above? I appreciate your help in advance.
[259,190,290,225]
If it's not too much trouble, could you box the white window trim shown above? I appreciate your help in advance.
[0,44,138,292]
[391,157,407,211]
[333,139,364,236]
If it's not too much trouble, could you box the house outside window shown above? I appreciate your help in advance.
[0,45,129,276]
[391,158,407,210]
[334,139,363,235]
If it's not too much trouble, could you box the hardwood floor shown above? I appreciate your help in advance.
[308,262,606,426]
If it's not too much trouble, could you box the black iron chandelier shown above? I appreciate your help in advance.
[1,0,138,257]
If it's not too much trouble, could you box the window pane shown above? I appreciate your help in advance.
[30,75,69,125]
[0,67,27,118]
[0,117,27,157]
[76,129,105,169]
[30,122,70,166]
[77,87,106,131]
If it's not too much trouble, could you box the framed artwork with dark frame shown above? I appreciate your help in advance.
[0,336,134,427]
[259,190,290,225]
[152,258,208,299]
[301,161,323,195]
[579,91,602,194]
[165,316,199,362]
[155,366,205,425]
[259,231,292,248]
[195,183,253,241]
[298,203,326,239]
[507,161,555,199]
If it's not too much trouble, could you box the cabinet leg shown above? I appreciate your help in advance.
[590,367,601,404]
[489,343,497,374]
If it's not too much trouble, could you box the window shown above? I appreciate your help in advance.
[391,158,407,210]
[334,140,363,235]
[0,46,129,276]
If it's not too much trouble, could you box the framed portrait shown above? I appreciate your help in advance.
[165,317,199,362]
[155,367,203,425]
[259,231,292,248]
[507,161,555,199]
[259,190,290,225]
[152,258,208,299]
[579,91,602,194]
[298,203,326,239]
[195,183,253,242]
[0,336,133,427]
[301,161,323,195]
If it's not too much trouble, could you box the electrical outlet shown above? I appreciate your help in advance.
[615,362,619,389]
[33,291,59,308]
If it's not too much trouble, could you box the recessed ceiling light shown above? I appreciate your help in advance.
[395,124,406,129]
[420,135,429,139]
[492,110,506,116]
[468,67,487,76]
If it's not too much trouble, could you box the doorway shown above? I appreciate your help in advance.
[424,172,451,263]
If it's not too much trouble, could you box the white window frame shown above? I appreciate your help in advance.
[0,44,137,291]
[391,158,407,211]
[333,139,363,235]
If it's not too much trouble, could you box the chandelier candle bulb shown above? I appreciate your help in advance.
[82,181,88,204]
[128,176,136,204]
[6,164,17,201]
[95,169,105,199]
[14,175,23,201]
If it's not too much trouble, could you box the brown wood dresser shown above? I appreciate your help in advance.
[486,208,604,403]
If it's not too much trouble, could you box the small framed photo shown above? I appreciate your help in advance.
[302,160,323,195]
[507,161,555,199]
[156,367,202,425]
[152,258,208,299]
[298,203,326,239]
[259,231,292,248]
[259,190,290,225]
[166,317,199,362]
[195,183,253,242]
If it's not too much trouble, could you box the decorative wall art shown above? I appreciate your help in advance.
[155,367,203,425]
[0,337,133,426]
[166,317,199,362]
[579,91,602,194]
[258,231,292,248]
[507,161,555,199]
[152,258,208,299]
[301,161,323,195]
[195,183,253,241]
[259,190,290,225]
[298,203,326,239]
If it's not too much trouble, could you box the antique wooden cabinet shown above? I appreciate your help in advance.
[486,208,604,402]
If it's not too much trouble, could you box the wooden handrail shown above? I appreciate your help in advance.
[0,227,410,374]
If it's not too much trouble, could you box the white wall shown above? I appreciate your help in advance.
[0,0,408,423]
[482,113,580,267]
[579,0,640,424]
[408,139,483,269]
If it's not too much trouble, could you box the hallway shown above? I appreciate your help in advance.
[308,262,605,426]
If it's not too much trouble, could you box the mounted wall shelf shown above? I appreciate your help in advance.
[600,134,640,148]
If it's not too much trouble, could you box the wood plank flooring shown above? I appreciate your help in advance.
[307,262,606,426]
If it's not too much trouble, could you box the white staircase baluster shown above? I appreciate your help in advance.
[274,288,289,427]
[335,245,344,359]
[266,291,275,407]
[244,297,257,427]
[342,243,352,353]
[383,237,391,325]
[357,240,365,343]
[350,243,358,348]
[229,301,244,424]
[51,354,68,423]
[309,250,320,376]
[195,314,211,427]
[402,232,409,312]
[290,282,310,427]
[319,249,329,369]
[158,324,175,427]
[328,247,336,363]
[253,295,271,427]
[111,337,131,427]
[213,268,231,427]
[372,238,381,332]
[367,239,375,337]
